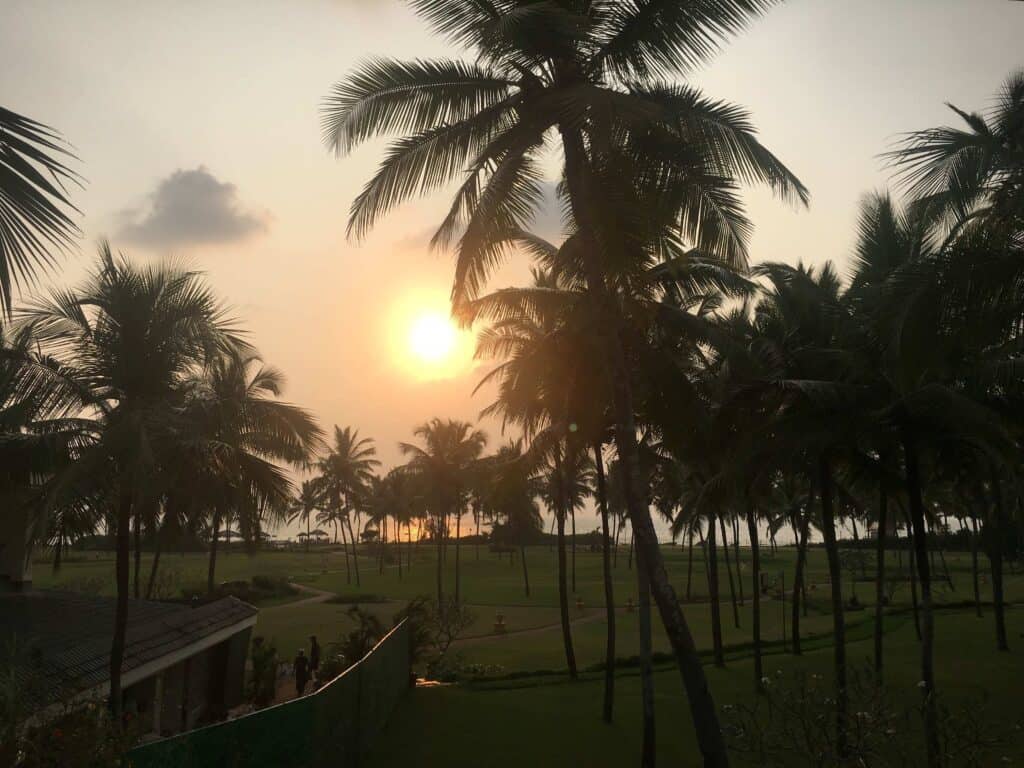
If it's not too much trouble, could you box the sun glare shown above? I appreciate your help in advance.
[387,294,475,381]
[408,311,457,363]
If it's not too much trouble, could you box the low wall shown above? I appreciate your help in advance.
[129,620,410,768]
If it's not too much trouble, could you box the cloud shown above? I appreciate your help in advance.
[116,166,268,248]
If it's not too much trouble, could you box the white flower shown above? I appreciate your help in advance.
[917,680,927,689]
[761,676,771,686]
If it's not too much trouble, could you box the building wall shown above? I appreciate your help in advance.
[137,627,253,738]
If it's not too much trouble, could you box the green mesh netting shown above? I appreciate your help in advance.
[129,620,410,768]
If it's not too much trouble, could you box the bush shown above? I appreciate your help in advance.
[248,636,279,709]
[721,665,1020,767]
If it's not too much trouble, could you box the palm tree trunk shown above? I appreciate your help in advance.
[636,544,656,768]
[455,508,462,606]
[306,513,310,554]
[520,543,530,597]
[902,432,939,768]
[52,526,63,573]
[818,456,847,758]
[792,496,812,656]
[340,513,352,585]
[207,510,221,594]
[627,529,634,570]
[475,508,480,561]
[110,487,133,716]
[988,470,1009,651]
[435,510,444,605]
[874,481,888,684]
[719,515,740,629]
[613,515,621,567]
[554,449,578,679]
[746,501,763,694]
[593,441,615,724]
[346,515,360,587]
[397,517,403,580]
[970,516,982,618]
[685,527,695,602]
[133,509,142,599]
[733,516,744,606]
[906,522,922,641]
[146,512,168,600]
[561,125,727,766]
[707,509,724,668]
[570,507,577,593]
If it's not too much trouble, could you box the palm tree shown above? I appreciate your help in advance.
[322,5,809,760]
[487,440,542,596]
[0,107,81,316]
[886,69,1024,236]
[185,349,321,588]
[400,418,486,607]
[25,242,237,715]
[290,480,322,554]
[318,425,380,586]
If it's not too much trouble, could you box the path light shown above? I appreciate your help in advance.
[493,613,506,634]
[575,596,584,612]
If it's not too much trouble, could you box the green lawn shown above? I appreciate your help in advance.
[32,541,1024,763]
[366,607,1024,767]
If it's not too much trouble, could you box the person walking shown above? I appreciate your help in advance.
[293,648,310,697]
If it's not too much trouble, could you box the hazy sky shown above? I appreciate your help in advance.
[2,0,1022,536]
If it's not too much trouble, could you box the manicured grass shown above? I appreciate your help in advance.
[365,607,1024,767]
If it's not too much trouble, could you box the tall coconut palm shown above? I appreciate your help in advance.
[290,480,323,554]
[399,418,486,606]
[184,350,321,587]
[318,426,380,586]
[322,5,809,760]
[487,440,542,596]
[24,243,238,715]
[0,107,81,317]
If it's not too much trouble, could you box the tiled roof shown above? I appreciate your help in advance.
[1,590,257,709]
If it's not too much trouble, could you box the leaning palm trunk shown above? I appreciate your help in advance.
[719,515,740,629]
[745,501,763,694]
[110,487,133,716]
[553,449,578,679]
[706,508,725,667]
[562,126,728,767]
[874,482,888,683]
[593,441,616,723]
[818,456,847,758]
[903,432,940,767]
[636,545,656,768]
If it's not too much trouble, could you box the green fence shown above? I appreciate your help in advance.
[129,620,410,768]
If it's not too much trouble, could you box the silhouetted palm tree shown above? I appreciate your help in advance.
[0,107,81,316]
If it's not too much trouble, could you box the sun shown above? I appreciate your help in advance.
[387,291,476,381]
[408,311,458,363]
